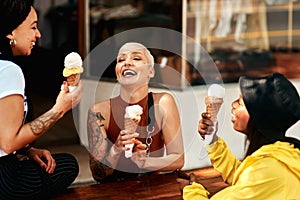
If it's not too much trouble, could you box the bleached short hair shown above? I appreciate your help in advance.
[118,42,154,67]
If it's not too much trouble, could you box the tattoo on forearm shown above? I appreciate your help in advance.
[30,111,62,136]
[87,110,107,159]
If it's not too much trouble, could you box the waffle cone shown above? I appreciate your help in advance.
[67,73,80,86]
[124,118,139,132]
[205,96,223,121]
[124,118,139,158]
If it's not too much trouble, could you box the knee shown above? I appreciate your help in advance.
[53,153,79,178]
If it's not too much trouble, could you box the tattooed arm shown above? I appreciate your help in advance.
[87,106,123,182]
[0,81,82,154]
[29,110,63,136]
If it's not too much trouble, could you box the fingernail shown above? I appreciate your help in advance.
[133,139,139,143]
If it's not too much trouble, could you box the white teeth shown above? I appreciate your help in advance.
[123,69,136,76]
[31,42,35,46]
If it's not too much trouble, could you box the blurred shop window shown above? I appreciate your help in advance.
[46,1,78,54]
[90,0,182,49]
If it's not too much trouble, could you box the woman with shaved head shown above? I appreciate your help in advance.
[88,42,184,182]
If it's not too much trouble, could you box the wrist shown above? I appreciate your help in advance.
[204,121,218,145]
[50,106,65,118]
[17,144,32,155]
[106,144,122,165]
[111,144,122,155]
[208,134,218,145]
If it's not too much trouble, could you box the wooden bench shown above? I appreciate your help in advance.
[51,167,228,200]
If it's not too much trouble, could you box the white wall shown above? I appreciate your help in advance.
[78,78,300,170]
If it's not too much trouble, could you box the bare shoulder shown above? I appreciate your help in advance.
[88,99,110,119]
[153,92,176,105]
[89,100,109,111]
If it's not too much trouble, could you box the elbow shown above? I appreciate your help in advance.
[178,162,184,170]
[91,173,102,183]
[90,167,112,183]
[90,165,103,183]
[173,154,184,170]
[89,159,114,182]
[0,143,16,155]
[177,155,184,169]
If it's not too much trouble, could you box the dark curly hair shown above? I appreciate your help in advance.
[0,0,33,59]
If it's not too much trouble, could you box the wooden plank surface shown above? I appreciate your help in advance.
[51,167,228,200]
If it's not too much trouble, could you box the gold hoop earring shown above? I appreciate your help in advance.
[9,39,16,47]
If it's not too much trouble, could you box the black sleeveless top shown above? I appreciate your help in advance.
[105,92,164,181]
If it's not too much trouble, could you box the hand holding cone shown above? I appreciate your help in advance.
[124,105,143,158]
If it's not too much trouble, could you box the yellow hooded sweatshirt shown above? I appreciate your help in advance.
[183,137,300,200]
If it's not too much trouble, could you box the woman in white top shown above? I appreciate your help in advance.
[0,0,82,199]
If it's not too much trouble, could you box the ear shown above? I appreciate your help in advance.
[6,34,13,40]
[149,67,155,78]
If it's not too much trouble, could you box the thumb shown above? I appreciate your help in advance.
[62,81,69,92]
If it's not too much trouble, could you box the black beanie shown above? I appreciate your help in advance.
[0,0,33,37]
[239,73,300,142]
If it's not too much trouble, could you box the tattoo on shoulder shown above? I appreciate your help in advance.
[30,111,62,136]
[96,112,105,121]
[88,110,105,132]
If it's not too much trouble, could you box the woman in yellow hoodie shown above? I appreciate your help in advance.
[181,73,300,199]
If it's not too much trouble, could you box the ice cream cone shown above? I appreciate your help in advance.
[66,73,81,86]
[124,117,139,133]
[124,117,140,158]
[205,96,223,121]
[62,52,83,92]
[124,105,143,158]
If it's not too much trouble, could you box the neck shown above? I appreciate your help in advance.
[120,84,149,104]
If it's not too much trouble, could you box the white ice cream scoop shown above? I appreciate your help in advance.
[124,105,143,120]
[205,84,225,122]
[208,84,225,98]
[64,52,83,69]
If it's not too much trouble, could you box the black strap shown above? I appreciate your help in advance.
[146,92,155,157]
[147,92,155,127]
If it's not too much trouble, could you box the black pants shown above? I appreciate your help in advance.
[0,153,79,200]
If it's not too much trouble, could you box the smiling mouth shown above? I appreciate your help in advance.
[122,69,137,77]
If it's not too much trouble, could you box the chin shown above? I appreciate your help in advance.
[234,127,246,134]
[26,50,32,56]
[232,124,240,132]
[19,50,31,56]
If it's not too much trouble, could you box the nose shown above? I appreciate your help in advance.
[36,28,41,39]
[231,99,238,109]
[124,57,133,67]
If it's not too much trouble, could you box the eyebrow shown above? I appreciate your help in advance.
[131,51,143,55]
[118,51,144,56]
[31,21,38,25]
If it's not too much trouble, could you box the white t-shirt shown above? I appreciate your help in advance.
[0,60,26,157]
[0,60,25,98]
